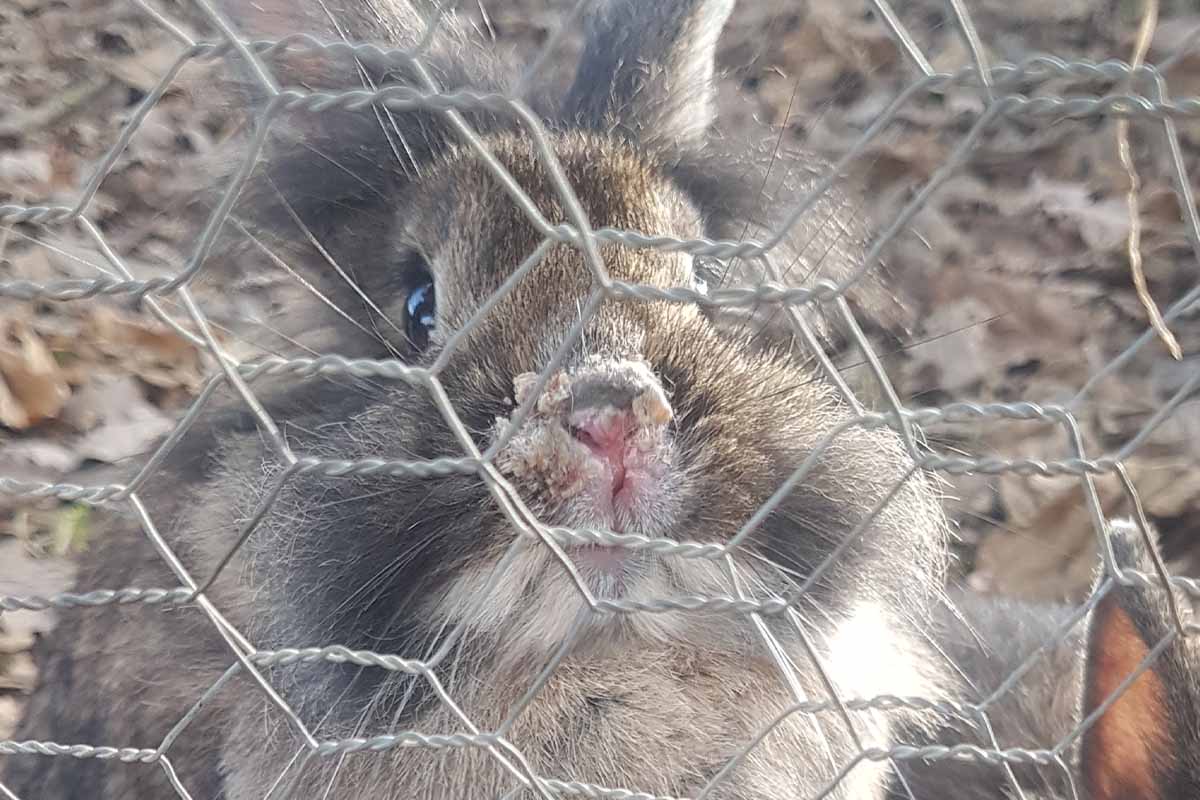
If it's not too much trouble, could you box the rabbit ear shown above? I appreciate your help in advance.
[563,0,735,148]
[204,0,476,100]
[1080,584,1171,800]
[1080,521,1200,800]
[209,0,435,45]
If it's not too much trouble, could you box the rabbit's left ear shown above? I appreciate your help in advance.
[562,0,735,149]
[207,0,434,48]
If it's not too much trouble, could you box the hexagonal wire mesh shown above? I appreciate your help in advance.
[3,0,1200,798]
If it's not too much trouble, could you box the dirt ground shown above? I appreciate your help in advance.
[3,0,1200,739]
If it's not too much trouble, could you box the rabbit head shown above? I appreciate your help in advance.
[192,0,946,675]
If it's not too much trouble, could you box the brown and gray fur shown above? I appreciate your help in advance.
[4,1,958,798]
[889,520,1200,800]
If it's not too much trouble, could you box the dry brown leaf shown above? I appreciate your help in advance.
[996,174,1132,253]
[96,43,186,93]
[808,0,900,74]
[86,306,195,361]
[0,695,20,740]
[0,318,71,430]
[970,455,1200,601]
[901,269,1092,403]
[83,306,205,393]
[0,376,26,431]
[1126,457,1200,519]
[970,472,1129,602]
[861,130,948,185]
[908,297,994,393]
[0,652,36,691]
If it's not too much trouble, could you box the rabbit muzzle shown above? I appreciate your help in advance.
[493,355,679,579]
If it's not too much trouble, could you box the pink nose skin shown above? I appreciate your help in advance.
[570,411,631,500]
[502,359,673,532]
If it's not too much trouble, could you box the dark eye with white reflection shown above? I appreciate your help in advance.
[405,277,436,349]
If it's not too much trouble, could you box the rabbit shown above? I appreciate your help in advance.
[0,1,953,798]
[888,519,1200,800]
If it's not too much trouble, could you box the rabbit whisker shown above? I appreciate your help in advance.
[264,178,410,356]
[229,214,390,348]
[313,0,422,181]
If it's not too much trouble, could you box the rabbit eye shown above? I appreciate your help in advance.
[405,278,436,349]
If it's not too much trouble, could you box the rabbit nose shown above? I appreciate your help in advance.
[565,360,673,498]
[502,359,674,515]
[565,360,673,432]
[569,412,631,495]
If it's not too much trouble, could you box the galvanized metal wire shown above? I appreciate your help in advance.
[2,1,1199,799]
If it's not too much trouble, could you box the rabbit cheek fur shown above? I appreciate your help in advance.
[2,1,954,798]
[213,134,949,799]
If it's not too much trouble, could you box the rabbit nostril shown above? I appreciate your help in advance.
[570,412,630,494]
[570,414,624,454]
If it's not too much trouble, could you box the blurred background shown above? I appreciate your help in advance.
[3,0,1200,736]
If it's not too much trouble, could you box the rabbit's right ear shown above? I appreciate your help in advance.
[563,0,735,149]
[1079,521,1200,800]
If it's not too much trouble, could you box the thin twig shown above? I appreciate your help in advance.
[1117,0,1180,360]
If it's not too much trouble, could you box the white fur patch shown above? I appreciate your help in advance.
[822,600,934,798]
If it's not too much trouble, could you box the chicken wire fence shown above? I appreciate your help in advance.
[2,0,1200,798]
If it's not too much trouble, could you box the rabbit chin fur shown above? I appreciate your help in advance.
[3,1,956,799]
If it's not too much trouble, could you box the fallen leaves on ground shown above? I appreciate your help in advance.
[0,319,71,430]
[78,306,207,395]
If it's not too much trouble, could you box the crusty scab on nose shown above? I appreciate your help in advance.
[511,356,673,425]
[494,357,675,509]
